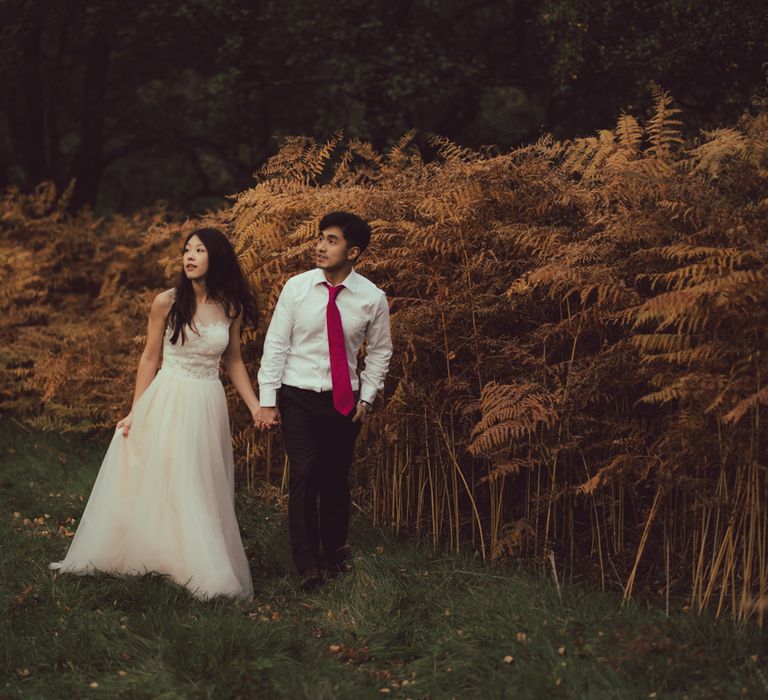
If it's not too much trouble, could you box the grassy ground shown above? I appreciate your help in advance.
[1,419,766,700]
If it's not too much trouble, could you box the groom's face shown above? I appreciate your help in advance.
[316,226,360,271]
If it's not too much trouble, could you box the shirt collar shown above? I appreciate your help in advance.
[313,267,359,293]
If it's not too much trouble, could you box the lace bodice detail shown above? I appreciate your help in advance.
[161,302,232,380]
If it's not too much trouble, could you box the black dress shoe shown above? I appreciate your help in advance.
[299,566,323,592]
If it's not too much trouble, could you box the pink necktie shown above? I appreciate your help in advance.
[324,283,355,416]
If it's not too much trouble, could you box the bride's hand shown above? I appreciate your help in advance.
[116,412,133,437]
[255,406,280,431]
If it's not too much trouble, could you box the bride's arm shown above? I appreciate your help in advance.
[131,291,173,406]
[221,313,260,422]
[117,291,172,436]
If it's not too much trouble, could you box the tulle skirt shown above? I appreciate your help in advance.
[50,368,254,599]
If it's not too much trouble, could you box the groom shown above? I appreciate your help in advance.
[257,212,393,591]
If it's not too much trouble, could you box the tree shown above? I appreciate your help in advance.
[0,0,765,212]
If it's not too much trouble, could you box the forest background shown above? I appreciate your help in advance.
[1,0,768,624]
[1,0,766,212]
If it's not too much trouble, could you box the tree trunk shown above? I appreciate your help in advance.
[69,30,111,211]
[19,23,49,185]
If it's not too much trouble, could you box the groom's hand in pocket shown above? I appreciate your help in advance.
[351,401,371,424]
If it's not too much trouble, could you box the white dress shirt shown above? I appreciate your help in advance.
[258,268,393,407]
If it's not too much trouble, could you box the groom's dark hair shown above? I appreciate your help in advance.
[319,211,372,257]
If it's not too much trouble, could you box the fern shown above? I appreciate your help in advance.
[647,84,684,157]
[4,92,768,620]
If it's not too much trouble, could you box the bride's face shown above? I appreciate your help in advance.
[183,235,209,281]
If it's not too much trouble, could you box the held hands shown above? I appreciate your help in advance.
[253,401,370,429]
[255,406,281,431]
[116,412,133,437]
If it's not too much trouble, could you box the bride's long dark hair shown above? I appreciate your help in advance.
[168,227,258,344]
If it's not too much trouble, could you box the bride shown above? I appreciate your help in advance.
[51,227,260,599]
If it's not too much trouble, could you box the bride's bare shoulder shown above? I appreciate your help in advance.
[152,288,176,312]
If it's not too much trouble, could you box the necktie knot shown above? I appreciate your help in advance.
[324,282,344,300]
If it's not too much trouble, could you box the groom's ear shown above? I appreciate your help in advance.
[347,245,361,263]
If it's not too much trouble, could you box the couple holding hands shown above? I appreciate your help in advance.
[51,211,393,598]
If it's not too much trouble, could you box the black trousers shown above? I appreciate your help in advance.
[279,385,361,574]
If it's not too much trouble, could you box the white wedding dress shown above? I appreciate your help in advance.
[50,300,254,599]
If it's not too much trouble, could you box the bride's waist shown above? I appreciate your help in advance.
[158,363,221,381]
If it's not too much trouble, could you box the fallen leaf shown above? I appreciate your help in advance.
[14,586,33,607]
[345,646,370,663]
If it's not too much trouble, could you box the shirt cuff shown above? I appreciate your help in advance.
[259,387,278,407]
[359,384,378,404]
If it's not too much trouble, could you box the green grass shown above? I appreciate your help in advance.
[1,418,766,699]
